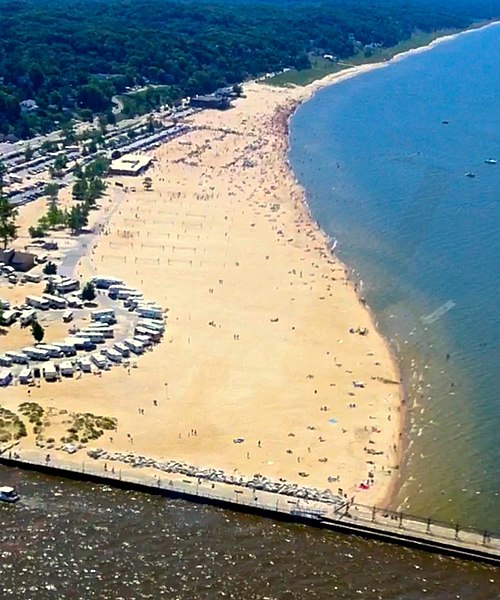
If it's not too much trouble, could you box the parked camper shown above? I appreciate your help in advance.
[56,278,79,294]
[19,368,32,384]
[77,357,92,373]
[91,308,115,323]
[92,276,123,290]
[66,295,83,308]
[136,305,163,320]
[105,348,122,363]
[124,338,144,355]
[78,330,105,343]
[1,309,18,326]
[91,353,107,369]
[19,308,36,327]
[36,344,63,358]
[54,341,77,357]
[62,310,73,323]
[43,362,58,381]
[0,355,13,367]
[116,287,141,300]
[42,293,67,309]
[23,347,50,361]
[0,369,12,386]
[26,295,50,310]
[113,342,130,357]
[60,361,74,377]
[84,324,114,338]
[125,299,139,311]
[134,325,161,342]
[5,351,29,365]
[67,337,95,351]
[24,272,42,284]
[107,284,128,299]
[137,319,164,333]
[134,335,153,348]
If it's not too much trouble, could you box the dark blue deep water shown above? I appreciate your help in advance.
[289,24,500,530]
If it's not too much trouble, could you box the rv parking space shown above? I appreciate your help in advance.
[0,271,166,387]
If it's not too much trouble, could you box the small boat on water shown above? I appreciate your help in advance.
[465,172,476,178]
[0,485,20,503]
[484,158,497,165]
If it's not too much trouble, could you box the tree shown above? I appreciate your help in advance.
[0,196,18,249]
[43,261,57,275]
[81,281,96,303]
[29,225,46,238]
[85,157,110,178]
[67,205,88,233]
[0,161,6,197]
[143,176,153,191]
[31,320,45,343]
[44,182,60,201]
[72,178,88,201]
[44,279,56,295]
[24,144,34,161]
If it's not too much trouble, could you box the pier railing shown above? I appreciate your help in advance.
[2,451,499,564]
[334,502,500,550]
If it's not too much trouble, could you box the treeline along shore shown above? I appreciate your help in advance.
[1,0,500,138]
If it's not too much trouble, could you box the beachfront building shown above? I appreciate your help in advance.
[109,154,152,176]
[190,95,231,110]
[0,249,37,272]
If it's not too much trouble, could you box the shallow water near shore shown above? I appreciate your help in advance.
[289,24,500,530]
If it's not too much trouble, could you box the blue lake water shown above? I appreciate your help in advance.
[289,24,500,530]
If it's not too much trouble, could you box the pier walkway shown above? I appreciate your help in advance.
[1,450,499,566]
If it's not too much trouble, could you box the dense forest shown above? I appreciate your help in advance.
[0,0,499,139]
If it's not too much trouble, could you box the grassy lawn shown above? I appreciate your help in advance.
[263,27,465,88]
[265,56,346,87]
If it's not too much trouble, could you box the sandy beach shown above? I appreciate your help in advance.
[0,65,408,507]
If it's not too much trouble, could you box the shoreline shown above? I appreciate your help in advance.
[2,21,496,510]
[275,19,500,507]
[279,98,404,509]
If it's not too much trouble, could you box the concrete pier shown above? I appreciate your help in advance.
[1,452,499,566]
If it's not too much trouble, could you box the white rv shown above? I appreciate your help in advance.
[60,361,74,377]
[113,342,130,357]
[22,347,50,361]
[105,347,122,363]
[43,362,58,381]
[0,355,13,367]
[77,357,92,373]
[36,344,63,358]
[92,276,124,289]
[136,305,163,320]
[42,293,67,309]
[0,369,12,386]
[90,308,116,323]
[134,325,161,342]
[19,368,32,384]
[5,351,29,365]
[91,353,107,369]
[123,338,144,355]
[25,295,50,310]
